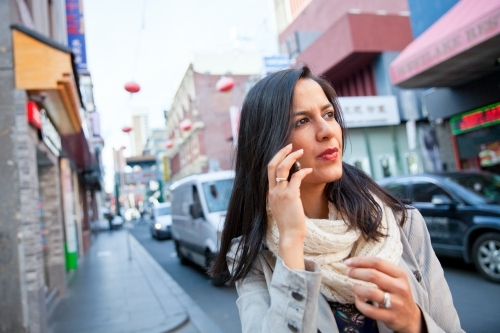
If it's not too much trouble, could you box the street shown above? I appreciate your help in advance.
[130,221,500,333]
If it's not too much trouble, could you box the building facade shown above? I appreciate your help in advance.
[390,0,500,174]
[164,65,250,181]
[0,1,103,332]
[274,0,436,179]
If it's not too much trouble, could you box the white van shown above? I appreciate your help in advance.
[170,170,234,285]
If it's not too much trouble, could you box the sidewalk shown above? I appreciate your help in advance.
[48,227,224,333]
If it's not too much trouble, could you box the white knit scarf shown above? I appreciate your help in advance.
[265,196,402,304]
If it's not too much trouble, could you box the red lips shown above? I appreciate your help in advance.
[318,147,339,161]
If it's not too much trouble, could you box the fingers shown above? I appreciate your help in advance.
[267,144,305,187]
[345,257,405,295]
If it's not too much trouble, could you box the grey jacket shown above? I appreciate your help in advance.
[227,208,465,333]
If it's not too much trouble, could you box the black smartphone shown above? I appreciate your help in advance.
[287,161,301,181]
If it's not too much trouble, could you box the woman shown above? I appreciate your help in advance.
[210,66,463,333]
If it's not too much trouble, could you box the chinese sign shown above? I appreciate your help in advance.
[337,96,400,128]
[66,0,87,71]
[450,101,500,135]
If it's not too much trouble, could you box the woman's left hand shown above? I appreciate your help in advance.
[345,257,425,333]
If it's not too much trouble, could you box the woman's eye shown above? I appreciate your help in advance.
[295,118,308,127]
[324,111,335,119]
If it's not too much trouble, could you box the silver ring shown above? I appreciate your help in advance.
[276,177,288,183]
[381,292,391,309]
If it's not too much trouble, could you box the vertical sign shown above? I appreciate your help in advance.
[66,0,87,71]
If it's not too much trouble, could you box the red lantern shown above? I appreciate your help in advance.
[179,119,192,131]
[165,140,173,148]
[124,82,141,93]
[216,76,235,92]
[122,126,132,133]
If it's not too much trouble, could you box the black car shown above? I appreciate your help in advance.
[378,171,500,282]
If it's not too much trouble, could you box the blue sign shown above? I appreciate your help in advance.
[66,0,87,71]
[263,56,290,76]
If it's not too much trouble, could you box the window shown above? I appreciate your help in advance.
[412,182,451,203]
[202,179,234,213]
[384,182,407,199]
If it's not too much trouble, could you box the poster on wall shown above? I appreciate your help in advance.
[479,141,500,167]
[419,124,443,172]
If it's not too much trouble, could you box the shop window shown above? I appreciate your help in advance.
[380,155,392,178]
[406,152,419,174]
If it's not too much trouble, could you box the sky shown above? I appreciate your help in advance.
[83,0,279,192]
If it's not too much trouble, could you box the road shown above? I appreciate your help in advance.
[130,221,500,333]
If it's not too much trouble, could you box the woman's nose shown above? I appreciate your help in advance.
[316,118,335,141]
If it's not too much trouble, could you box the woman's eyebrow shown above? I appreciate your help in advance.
[293,104,333,116]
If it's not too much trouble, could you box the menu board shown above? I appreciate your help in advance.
[479,141,500,167]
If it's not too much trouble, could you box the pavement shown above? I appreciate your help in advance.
[48,224,224,333]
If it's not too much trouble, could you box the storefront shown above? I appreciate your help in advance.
[450,102,500,173]
[389,0,500,173]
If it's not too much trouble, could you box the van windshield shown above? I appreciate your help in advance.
[202,178,234,213]
[156,206,171,215]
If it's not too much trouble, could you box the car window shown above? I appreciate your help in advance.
[202,178,234,213]
[443,173,500,204]
[411,181,451,203]
[383,182,407,199]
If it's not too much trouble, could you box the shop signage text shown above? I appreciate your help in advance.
[391,8,500,84]
[26,101,42,129]
[337,96,400,128]
[124,170,159,185]
[66,0,87,71]
[451,102,500,135]
[41,109,62,156]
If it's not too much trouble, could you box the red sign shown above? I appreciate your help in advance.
[26,101,42,129]
[450,102,500,135]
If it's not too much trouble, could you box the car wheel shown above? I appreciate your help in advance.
[205,251,228,287]
[175,240,188,265]
[472,232,500,283]
[150,229,157,239]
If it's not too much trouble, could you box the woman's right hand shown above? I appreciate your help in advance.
[267,143,312,270]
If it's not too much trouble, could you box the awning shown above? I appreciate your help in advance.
[390,0,500,88]
[11,25,94,169]
[296,13,412,81]
[11,24,83,135]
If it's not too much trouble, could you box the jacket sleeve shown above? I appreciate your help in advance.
[227,244,323,333]
[404,208,465,333]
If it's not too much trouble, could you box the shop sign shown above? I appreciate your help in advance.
[263,56,290,76]
[66,0,88,71]
[26,101,42,129]
[337,96,400,128]
[124,170,159,185]
[450,101,500,135]
[41,109,62,156]
[479,141,500,167]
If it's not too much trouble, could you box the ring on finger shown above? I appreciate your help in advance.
[276,177,288,183]
[380,292,391,309]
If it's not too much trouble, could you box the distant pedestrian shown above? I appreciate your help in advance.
[211,66,464,332]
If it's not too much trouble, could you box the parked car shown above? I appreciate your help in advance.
[170,170,234,286]
[377,171,500,282]
[150,202,172,240]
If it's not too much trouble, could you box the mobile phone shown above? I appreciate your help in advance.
[287,161,301,181]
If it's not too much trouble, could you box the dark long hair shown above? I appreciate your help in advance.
[210,66,407,283]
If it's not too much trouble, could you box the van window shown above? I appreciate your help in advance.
[202,179,234,213]
[156,206,171,216]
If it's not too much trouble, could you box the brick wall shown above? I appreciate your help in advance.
[14,89,47,333]
[38,164,66,297]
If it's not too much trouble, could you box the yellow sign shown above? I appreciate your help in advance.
[163,156,170,181]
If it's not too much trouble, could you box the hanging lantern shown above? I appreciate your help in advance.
[215,76,235,92]
[165,140,173,148]
[124,82,141,93]
[122,126,132,133]
[179,119,192,131]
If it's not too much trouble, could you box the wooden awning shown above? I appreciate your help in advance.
[11,24,83,135]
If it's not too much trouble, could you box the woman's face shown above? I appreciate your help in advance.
[289,78,343,184]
